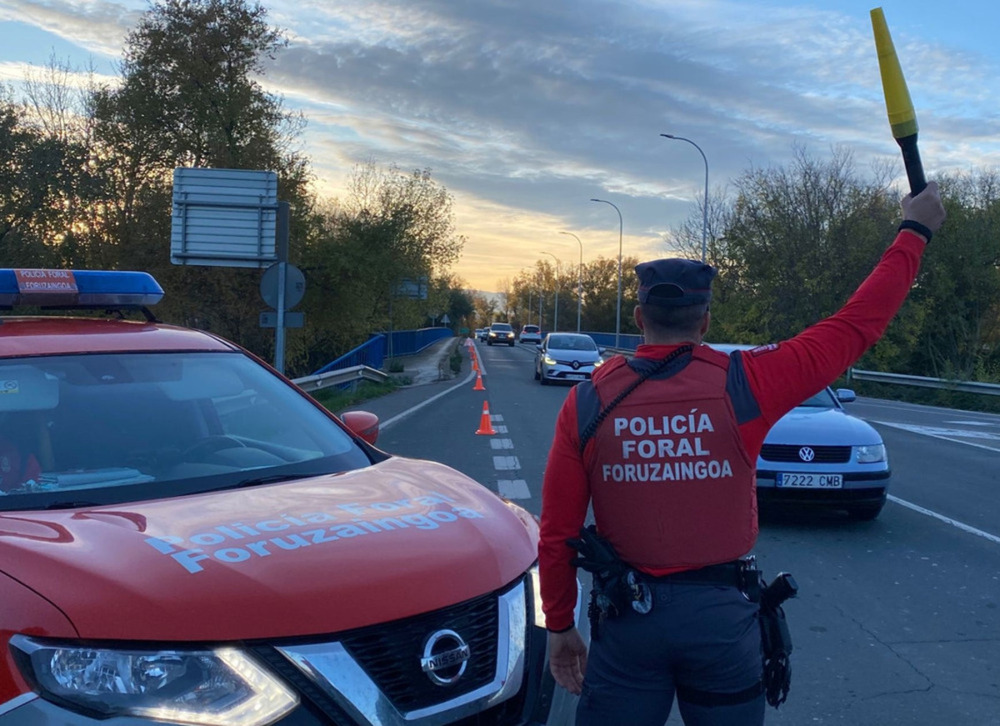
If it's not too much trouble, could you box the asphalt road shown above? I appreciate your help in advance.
[365,341,1000,726]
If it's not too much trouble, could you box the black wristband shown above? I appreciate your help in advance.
[898,219,933,243]
[548,624,575,634]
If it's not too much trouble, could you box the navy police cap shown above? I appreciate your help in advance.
[635,258,716,307]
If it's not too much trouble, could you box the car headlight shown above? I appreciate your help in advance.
[593,359,605,367]
[543,356,556,365]
[855,444,886,463]
[528,564,546,629]
[11,636,298,725]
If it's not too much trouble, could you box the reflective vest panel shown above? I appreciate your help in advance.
[584,348,757,570]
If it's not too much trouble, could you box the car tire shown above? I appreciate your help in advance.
[534,367,540,380]
[847,497,886,521]
[540,372,549,386]
[487,341,493,346]
[509,342,515,347]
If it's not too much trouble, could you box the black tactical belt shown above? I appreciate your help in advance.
[644,560,744,587]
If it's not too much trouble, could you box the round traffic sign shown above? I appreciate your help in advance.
[260,263,306,310]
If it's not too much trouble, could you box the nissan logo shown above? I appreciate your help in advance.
[420,629,471,686]
[798,446,815,462]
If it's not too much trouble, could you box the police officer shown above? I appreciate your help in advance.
[538,182,946,725]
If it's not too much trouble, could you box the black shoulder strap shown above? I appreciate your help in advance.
[578,345,693,455]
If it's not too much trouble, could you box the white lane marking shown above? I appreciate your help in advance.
[492,414,504,422]
[889,495,1000,546]
[0,693,38,715]
[946,420,999,427]
[872,421,1000,451]
[493,424,508,433]
[493,455,520,471]
[498,479,531,499]
[491,438,514,450]
[380,369,475,432]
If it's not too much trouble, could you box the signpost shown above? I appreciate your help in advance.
[171,168,303,373]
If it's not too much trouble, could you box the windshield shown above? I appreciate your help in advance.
[548,335,597,351]
[491,324,512,332]
[796,388,837,408]
[0,352,371,509]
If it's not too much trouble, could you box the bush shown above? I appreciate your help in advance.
[386,358,405,373]
[449,347,463,374]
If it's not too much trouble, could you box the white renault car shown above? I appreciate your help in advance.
[534,333,605,385]
[713,344,890,520]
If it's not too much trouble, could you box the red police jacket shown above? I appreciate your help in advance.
[539,230,928,632]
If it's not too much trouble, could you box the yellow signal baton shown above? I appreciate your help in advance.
[871,7,926,194]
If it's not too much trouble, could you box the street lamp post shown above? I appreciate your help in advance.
[541,251,560,333]
[590,198,623,349]
[559,231,584,332]
[660,133,709,263]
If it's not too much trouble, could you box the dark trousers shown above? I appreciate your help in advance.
[576,581,765,726]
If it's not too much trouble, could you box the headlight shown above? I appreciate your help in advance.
[593,359,605,367]
[528,564,546,629]
[11,636,297,725]
[543,356,556,365]
[855,444,886,463]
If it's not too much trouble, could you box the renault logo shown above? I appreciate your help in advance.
[798,446,815,462]
[420,629,471,686]
[571,360,581,370]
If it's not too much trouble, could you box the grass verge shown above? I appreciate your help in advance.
[311,377,409,413]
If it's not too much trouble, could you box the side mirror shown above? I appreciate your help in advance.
[836,388,857,403]
[341,410,380,445]
[598,347,607,355]
[536,344,543,351]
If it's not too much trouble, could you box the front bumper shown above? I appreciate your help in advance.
[756,469,891,507]
[0,578,555,726]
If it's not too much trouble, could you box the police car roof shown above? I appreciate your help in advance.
[0,268,235,359]
[0,317,236,359]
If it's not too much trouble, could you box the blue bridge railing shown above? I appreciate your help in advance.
[311,327,454,377]
[586,331,642,353]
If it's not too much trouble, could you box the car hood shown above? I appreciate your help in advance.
[0,458,538,641]
[764,407,882,446]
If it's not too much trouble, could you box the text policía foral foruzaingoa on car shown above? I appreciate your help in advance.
[144,492,486,574]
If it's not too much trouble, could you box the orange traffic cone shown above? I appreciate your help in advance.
[472,355,480,372]
[475,401,497,435]
[473,369,486,391]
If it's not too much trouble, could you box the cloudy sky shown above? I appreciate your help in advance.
[1,0,998,292]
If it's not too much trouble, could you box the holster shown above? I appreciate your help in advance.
[758,572,797,708]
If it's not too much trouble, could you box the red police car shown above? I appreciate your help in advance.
[0,269,555,725]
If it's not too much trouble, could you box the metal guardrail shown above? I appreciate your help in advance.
[849,369,1000,397]
[292,365,388,393]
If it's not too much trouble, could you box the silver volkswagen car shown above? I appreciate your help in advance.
[535,333,605,385]
[712,344,890,520]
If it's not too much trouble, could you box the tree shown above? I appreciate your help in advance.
[88,0,311,363]
[706,147,897,346]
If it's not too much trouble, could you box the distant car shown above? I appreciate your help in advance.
[487,322,516,346]
[711,344,890,520]
[519,324,542,344]
[477,327,489,341]
[473,328,484,339]
[535,333,605,385]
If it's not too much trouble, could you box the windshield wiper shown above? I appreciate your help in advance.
[231,473,308,489]
[42,500,101,510]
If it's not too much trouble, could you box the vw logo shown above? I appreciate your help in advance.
[798,446,815,462]
[420,629,471,686]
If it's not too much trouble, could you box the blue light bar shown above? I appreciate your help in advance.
[0,269,164,308]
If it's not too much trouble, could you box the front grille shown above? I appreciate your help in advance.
[760,444,851,463]
[339,588,502,712]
